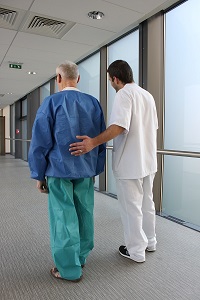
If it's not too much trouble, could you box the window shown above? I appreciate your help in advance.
[78,52,101,188]
[78,52,100,100]
[40,82,50,104]
[162,0,200,228]
[107,30,139,194]
[21,99,27,117]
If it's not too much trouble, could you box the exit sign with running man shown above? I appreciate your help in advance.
[9,63,22,69]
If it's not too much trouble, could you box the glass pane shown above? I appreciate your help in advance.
[162,156,200,227]
[10,104,15,155]
[163,0,200,228]
[107,150,117,195]
[40,82,50,104]
[78,52,100,188]
[22,120,27,161]
[164,0,200,152]
[54,77,59,93]
[78,52,100,100]
[107,30,139,194]
[22,99,27,117]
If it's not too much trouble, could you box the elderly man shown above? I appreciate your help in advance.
[28,61,106,281]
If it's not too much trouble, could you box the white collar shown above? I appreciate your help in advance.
[62,87,80,91]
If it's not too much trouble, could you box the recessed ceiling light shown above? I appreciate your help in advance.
[88,11,104,20]
[28,71,37,75]
[7,92,13,94]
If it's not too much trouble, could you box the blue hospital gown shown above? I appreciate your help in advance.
[28,89,106,180]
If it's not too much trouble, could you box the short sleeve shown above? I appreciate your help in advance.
[109,89,132,133]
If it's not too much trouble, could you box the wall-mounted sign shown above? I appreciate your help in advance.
[9,64,22,70]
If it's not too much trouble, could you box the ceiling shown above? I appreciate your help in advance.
[0,0,180,109]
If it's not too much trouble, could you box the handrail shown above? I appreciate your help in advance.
[156,149,200,158]
[5,138,200,158]
[5,138,31,142]
[106,145,200,158]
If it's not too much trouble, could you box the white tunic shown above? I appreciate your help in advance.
[109,83,158,179]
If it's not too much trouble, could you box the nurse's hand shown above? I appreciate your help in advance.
[69,135,94,156]
[37,180,49,194]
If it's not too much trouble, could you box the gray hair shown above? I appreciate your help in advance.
[56,61,79,80]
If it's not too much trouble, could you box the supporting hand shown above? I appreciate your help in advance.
[69,135,95,156]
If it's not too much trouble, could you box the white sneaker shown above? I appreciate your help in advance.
[146,246,156,252]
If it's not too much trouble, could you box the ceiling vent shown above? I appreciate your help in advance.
[28,16,66,34]
[20,13,76,39]
[0,7,17,25]
[0,5,26,30]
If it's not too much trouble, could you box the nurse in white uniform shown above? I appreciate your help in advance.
[70,60,158,263]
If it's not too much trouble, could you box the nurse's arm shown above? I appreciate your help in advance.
[69,124,125,156]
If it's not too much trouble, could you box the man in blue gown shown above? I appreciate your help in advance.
[28,61,106,282]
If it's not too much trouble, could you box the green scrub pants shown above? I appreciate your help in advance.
[47,177,94,280]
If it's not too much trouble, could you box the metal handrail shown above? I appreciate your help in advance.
[156,149,200,158]
[5,138,200,158]
[106,145,200,158]
[5,138,31,142]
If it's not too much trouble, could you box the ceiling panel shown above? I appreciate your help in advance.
[102,0,170,13]
[11,32,92,54]
[0,0,33,10]
[0,28,16,44]
[0,45,11,61]
[62,24,116,46]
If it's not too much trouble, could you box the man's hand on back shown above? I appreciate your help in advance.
[69,135,94,156]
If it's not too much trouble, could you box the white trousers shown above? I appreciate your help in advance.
[116,174,157,262]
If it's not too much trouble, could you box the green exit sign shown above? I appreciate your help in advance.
[9,63,22,69]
